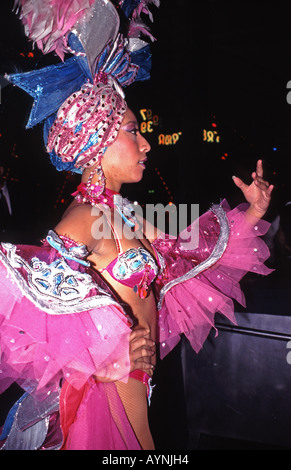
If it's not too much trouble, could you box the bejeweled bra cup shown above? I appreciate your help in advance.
[103,247,160,288]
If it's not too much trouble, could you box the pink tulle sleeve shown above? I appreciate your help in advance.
[153,200,273,357]
[0,240,132,397]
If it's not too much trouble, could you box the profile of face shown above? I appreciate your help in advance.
[101,108,151,191]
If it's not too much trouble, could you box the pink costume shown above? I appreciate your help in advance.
[0,199,271,449]
[0,0,272,451]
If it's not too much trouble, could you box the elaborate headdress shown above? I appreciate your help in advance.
[8,0,159,173]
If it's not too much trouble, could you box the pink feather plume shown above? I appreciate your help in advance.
[14,0,95,60]
[13,0,160,60]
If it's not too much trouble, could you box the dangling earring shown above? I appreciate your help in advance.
[73,159,107,206]
[85,159,106,200]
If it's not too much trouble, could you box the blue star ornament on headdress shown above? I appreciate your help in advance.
[7,0,158,130]
[7,0,121,128]
[6,58,88,129]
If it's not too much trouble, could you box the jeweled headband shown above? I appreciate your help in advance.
[7,0,159,172]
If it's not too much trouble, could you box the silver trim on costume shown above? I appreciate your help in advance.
[157,204,230,310]
[0,391,61,450]
[0,242,122,315]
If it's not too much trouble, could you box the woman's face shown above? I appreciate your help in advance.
[101,108,151,191]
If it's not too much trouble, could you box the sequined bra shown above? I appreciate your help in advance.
[99,220,163,299]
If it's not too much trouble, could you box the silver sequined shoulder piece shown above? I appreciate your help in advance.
[0,242,121,315]
[157,204,230,310]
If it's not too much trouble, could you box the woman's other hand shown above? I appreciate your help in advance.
[129,328,156,376]
[232,159,274,219]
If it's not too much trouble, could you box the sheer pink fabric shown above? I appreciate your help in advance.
[153,201,272,356]
[59,377,140,450]
[0,243,132,398]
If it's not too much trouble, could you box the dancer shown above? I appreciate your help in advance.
[0,0,273,450]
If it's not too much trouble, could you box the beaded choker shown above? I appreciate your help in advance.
[72,182,138,229]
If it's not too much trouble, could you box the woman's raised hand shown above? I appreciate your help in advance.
[232,159,274,218]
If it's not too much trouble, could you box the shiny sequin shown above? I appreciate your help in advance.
[112,248,159,281]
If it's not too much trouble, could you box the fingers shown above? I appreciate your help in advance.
[252,170,274,197]
[130,337,156,356]
[253,175,273,194]
[233,160,265,188]
[256,159,263,178]
[129,328,156,374]
[253,159,269,188]
[130,328,151,342]
[130,341,155,356]
[132,360,155,376]
[232,175,248,191]
[233,160,274,194]
[130,353,156,375]
[233,160,273,218]
[252,171,269,187]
